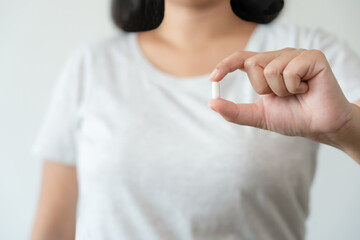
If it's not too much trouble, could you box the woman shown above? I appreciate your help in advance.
[31,0,360,239]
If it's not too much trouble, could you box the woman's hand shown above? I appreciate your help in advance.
[208,48,360,162]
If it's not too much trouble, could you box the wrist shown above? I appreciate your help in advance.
[329,103,360,163]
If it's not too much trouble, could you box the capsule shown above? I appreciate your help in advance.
[212,82,220,99]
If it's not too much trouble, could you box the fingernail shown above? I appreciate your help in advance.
[209,69,219,80]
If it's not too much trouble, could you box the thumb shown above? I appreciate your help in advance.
[208,98,265,129]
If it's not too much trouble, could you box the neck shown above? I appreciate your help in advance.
[152,1,256,48]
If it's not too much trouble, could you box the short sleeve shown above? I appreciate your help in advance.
[311,29,360,103]
[31,49,86,166]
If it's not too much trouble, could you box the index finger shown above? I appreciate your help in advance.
[209,51,257,82]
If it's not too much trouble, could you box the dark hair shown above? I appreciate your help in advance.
[112,0,284,32]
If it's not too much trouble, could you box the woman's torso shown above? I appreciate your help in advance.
[74,24,321,240]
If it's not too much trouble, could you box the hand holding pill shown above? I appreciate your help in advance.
[207,48,359,150]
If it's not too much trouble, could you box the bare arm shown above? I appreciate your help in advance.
[208,49,360,164]
[31,160,78,240]
[332,101,360,163]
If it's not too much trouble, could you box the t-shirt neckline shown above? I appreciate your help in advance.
[129,24,262,82]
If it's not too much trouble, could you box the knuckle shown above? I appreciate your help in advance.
[296,48,306,53]
[244,58,257,70]
[234,50,243,56]
[292,48,306,56]
[264,67,279,78]
[308,49,325,58]
[283,70,295,79]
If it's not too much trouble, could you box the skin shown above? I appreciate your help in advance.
[208,48,360,163]
[31,0,360,239]
[31,161,77,240]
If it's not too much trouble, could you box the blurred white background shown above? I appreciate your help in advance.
[0,0,359,239]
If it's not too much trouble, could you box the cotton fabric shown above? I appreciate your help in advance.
[32,23,360,240]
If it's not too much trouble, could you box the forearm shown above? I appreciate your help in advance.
[329,102,360,164]
[31,160,77,240]
[31,213,76,240]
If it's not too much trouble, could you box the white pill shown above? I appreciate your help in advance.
[212,82,220,99]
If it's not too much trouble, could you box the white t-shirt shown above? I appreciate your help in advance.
[32,23,360,240]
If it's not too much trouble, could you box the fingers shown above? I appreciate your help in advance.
[282,50,329,94]
[245,62,273,94]
[243,51,285,95]
[210,48,317,97]
[208,48,331,129]
[208,98,265,129]
[209,51,257,81]
[263,49,305,96]
[243,54,273,94]
[284,50,328,81]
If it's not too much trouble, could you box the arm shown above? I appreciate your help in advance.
[31,160,78,240]
[330,101,360,163]
[208,48,360,164]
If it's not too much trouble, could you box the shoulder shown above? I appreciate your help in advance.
[56,32,136,93]
[66,32,135,67]
[254,23,338,50]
